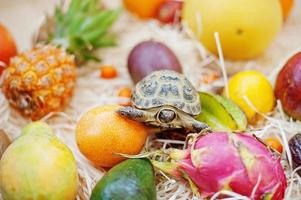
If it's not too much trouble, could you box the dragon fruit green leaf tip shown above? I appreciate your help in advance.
[152,132,287,200]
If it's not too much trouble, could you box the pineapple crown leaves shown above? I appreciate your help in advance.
[50,0,121,63]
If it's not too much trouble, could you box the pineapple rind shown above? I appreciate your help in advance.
[2,45,76,120]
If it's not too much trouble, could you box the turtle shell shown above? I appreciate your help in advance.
[132,70,201,115]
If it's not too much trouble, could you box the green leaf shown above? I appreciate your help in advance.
[82,0,98,13]
[49,0,121,63]
[80,11,114,33]
[81,52,100,62]
[54,7,64,37]
[54,6,64,23]
[82,29,107,43]
[65,0,81,22]
[94,35,117,47]
[67,14,86,34]
[81,8,121,34]
[68,0,81,14]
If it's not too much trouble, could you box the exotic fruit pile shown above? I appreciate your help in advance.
[1,0,301,200]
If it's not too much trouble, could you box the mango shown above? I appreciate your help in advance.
[0,122,78,200]
[0,130,10,159]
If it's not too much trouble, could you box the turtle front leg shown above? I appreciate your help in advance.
[189,118,211,133]
[179,112,210,133]
[117,106,152,122]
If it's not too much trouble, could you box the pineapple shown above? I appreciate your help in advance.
[2,0,120,120]
[2,45,76,120]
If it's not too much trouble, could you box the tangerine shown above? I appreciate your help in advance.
[0,24,17,67]
[123,0,166,19]
[280,0,294,20]
[100,65,118,79]
[264,137,283,153]
[76,105,148,168]
[118,87,132,106]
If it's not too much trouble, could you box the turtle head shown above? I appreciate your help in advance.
[157,108,176,124]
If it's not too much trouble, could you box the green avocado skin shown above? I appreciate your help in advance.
[90,159,156,200]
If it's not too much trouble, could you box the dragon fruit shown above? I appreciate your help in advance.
[152,132,287,199]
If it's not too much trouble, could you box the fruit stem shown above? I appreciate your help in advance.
[150,160,181,178]
[169,149,188,160]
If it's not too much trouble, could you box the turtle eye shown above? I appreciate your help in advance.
[158,109,176,123]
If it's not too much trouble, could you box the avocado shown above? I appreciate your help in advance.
[90,159,156,200]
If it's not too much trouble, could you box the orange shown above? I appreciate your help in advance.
[0,24,17,66]
[280,0,294,20]
[118,87,132,106]
[100,65,118,79]
[76,105,148,167]
[264,137,283,153]
[123,0,166,19]
[118,87,132,98]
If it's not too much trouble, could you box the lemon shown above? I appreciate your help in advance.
[226,70,275,124]
[182,0,282,59]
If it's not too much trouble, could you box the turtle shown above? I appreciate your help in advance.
[117,70,209,132]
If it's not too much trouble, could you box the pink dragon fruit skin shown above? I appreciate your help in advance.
[154,132,287,199]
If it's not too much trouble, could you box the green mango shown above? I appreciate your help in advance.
[0,122,78,200]
[197,92,247,131]
[91,159,156,200]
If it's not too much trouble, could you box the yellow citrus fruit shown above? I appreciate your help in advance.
[76,105,148,168]
[182,0,282,59]
[226,70,275,124]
